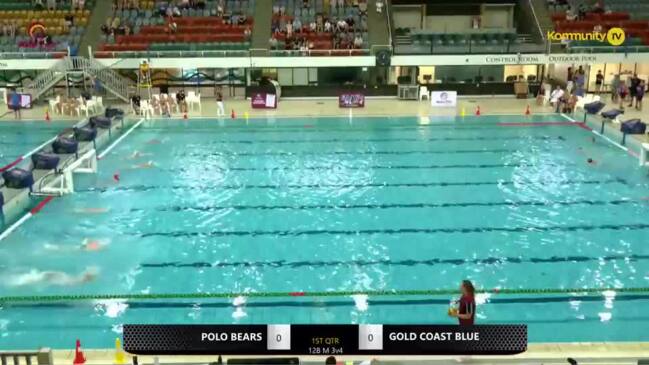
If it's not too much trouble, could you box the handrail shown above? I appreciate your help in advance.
[385,0,394,50]
[528,0,546,44]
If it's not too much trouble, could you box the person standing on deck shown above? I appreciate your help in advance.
[216,87,225,116]
[449,280,476,325]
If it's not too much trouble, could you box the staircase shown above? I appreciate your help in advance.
[23,57,132,103]
[395,34,413,46]
[23,59,69,101]
[68,57,131,102]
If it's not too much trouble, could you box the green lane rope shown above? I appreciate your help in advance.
[2,287,649,303]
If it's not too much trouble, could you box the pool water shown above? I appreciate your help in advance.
[1,115,649,349]
[0,120,74,167]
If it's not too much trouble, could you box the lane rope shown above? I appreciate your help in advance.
[2,287,649,303]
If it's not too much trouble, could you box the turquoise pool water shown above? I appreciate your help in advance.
[1,115,649,349]
[0,121,74,167]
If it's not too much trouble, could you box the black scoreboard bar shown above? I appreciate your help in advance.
[123,324,527,355]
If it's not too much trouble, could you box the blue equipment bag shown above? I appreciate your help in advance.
[74,126,97,142]
[584,101,606,114]
[90,116,112,129]
[31,152,60,170]
[2,168,34,189]
[601,109,624,119]
[52,137,78,154]
[621,119,646,134]
[105,107,124,119]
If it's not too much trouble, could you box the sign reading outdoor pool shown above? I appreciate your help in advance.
[339,92,365,108]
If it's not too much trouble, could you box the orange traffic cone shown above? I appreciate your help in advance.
[231,109,236,119]
[525,104,531,116]
[73,339,86,365]
[475,106,481,116]
[45,110,51,122]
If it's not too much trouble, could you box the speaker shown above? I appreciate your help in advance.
[375,50,391,67]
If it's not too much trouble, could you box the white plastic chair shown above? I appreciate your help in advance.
[161,93,177,114]
[419,86,429,101]
[186,91,202,112]
[140,100,154,119]
[49,95,61,114]
[94,96,104,112]
[76,97,91,117]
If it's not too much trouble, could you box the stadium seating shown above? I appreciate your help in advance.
[549,0,649,52]
[269,0,369,55]
[0,0,92,57]
[94,0,254,57]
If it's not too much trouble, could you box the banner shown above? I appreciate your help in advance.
[430,91,457,107]
[251,93,277,109]
[339,92,365,108]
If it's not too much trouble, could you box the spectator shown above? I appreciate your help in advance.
[550,85,565,111]
[592,0,605,13]
[168,21,177,33]
[176,90,187,113]
[636,80,645,111]
[324,19,332,32]
[610,74,620,102]
[566,6,577,21]
[628,74,640,107]
[376,0,384,13]
[111,17,121,34]
[8,88,21,119]
[358,1,367,15]
[325,357,337,365]
[292,17,302,33]
[618,80,628,109]
[286,21,293,38]
[353,33,363,48]
[577,3,587,20]
[595,70,604,92]
[244,26,251,39]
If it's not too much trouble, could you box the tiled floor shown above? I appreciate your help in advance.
[52,341,649,364]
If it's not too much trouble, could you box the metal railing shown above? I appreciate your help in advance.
[68,57,131,102]
[566,44,649,53]
[528,0,547,46]
[0,51,67,59]
[268,48,371,56]
[22,58,70,101]
[94,50,251,58]
[0,349,52,365]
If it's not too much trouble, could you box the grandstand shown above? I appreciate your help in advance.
[0,0,92,58]
[269,0,370,56]
[94,0,254,58]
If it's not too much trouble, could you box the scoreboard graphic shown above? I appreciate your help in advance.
[124,324,527,355]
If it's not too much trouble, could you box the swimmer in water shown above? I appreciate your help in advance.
[587,158,597,165]
[44,238,108,252]
[132,161,154,169]
[73,207,110,214]
[146,139,162,145]
[5,267,98,287]
[127,150,152,160]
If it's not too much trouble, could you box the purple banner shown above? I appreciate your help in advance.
[251,93,277,109]
[339,93,365,108]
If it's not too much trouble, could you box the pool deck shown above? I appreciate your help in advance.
[2,96,647,145]
[50,342,649,364]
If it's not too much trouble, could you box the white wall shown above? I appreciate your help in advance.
[424,16,472,32]
[393,6,423,30]
[481,5,513,29]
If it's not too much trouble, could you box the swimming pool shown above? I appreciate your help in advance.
[1,114,649,349]
[0,120,74,167]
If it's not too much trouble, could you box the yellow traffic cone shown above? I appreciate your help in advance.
[114,338,126,365]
